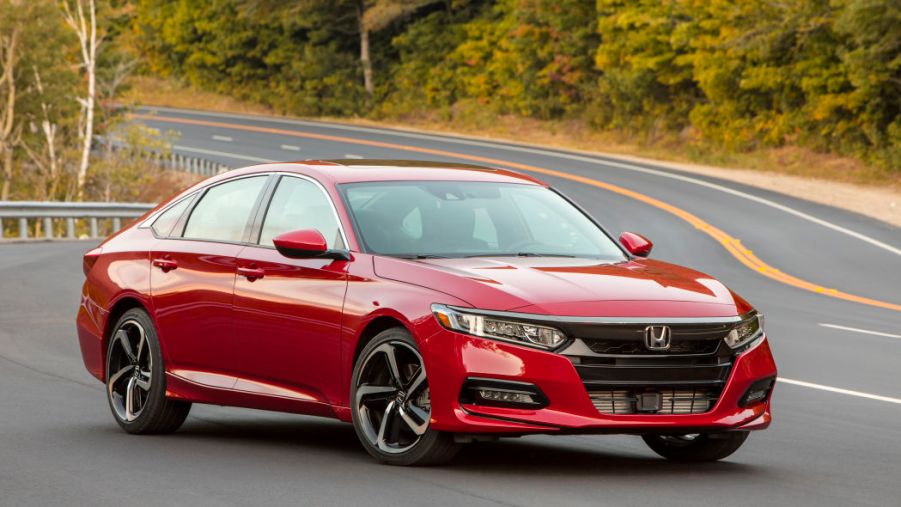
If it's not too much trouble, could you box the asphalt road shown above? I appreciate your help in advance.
[1,106,900,506]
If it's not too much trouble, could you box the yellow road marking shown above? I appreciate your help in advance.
[133,113,901,313]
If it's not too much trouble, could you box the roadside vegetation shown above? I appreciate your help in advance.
[128,0,899,185]
[1,0,898,215]
[0,0,191,210]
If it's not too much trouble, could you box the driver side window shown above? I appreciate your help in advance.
[259,176,345,249]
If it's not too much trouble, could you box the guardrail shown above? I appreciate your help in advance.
[0,201,155,240]
[98,140,232,176]
[146,150,231,176]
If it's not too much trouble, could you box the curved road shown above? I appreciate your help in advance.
[1,106,899,506]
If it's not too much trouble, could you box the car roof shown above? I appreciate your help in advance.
[214,160,548,186]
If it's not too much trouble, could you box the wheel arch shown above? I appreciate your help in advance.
[352,314,411,367]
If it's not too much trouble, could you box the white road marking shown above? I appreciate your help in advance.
[818,323,901,339]
[345,154,363,159]
[211,135,233,142]
[779,377,901,405]
[172,144,276,163]
[280,144,301,151]
[142,106,900,257]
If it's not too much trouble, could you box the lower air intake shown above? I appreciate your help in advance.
[589,388,716,415]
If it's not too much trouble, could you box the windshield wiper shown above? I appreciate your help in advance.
[462,252,577,258]
[514,252,577,258]
[392,254,449,259]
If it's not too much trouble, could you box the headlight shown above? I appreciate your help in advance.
[431,304,567,349]
[724,312,764,350]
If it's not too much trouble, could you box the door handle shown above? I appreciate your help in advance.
[152,257,178,272]
[237,265,265,282]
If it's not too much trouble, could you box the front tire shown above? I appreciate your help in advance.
[105,308,190,434]
[642,432,749,462]
[350,327,460,466]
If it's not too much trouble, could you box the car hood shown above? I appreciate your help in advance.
[373,256,752,317]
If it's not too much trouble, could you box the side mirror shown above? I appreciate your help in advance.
[619,231,653,257]
[272,229,350,260]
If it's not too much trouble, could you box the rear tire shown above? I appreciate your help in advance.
[105,308,190,434]
[642,432,749,462]
[350,327,460,466]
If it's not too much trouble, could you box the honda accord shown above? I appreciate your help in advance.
[76,160,777,465]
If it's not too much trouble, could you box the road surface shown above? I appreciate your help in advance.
[1,106,899,506]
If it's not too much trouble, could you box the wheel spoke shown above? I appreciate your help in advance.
[405,367,426,395]
[114,329,136,363]
[135,369,152,391]
[388,404,402,444]
[356,384,396,402]
[382,344,403,387]
[134,327,146,364]
[108,365,134,387]
[125,377,138,421]
[376,401,397,451]
[398,404,429,436]
[406,402,429,423]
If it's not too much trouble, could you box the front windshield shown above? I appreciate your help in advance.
[340,181,627,260]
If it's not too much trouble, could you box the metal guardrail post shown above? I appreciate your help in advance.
[19,218,28,239]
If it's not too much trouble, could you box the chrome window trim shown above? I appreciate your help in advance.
[445,305,750,326]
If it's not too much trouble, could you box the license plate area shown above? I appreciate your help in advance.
[636,392,662,413]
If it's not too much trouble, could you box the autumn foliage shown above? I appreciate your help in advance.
[127,0,899,170]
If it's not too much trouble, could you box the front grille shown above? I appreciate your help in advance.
[574,356,731,386]
[590,388,716,415]
[562,320,740,416]
[586,339,721,355]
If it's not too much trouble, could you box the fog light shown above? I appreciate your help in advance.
[740,377,776,407]
[478,389,536,404]
[460,377,549,409]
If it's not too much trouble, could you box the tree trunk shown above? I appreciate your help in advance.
[62,0,99,201]
[76,0,97,200]
[356,1,374,100]
[76,53,95,200]
[0,29,18,201]
[1,147,12,201]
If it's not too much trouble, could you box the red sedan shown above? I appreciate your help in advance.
[76,160,777,465]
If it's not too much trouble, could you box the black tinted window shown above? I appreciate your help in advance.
[183,176,267,242]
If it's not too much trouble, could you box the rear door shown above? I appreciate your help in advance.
[150,174,270,386]
[232,174,349,406]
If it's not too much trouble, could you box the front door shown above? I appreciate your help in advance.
[233,175,349,405]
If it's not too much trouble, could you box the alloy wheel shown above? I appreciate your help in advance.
[355,341,431,454]
[107,319,153,422]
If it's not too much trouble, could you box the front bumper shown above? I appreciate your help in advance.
[421,324,777,434]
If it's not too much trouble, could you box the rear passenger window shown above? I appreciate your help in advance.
[259,176,345,249]
[151,197,191,237]
[183,176,267,243]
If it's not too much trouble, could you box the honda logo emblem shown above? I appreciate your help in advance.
[644,325,672,351]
